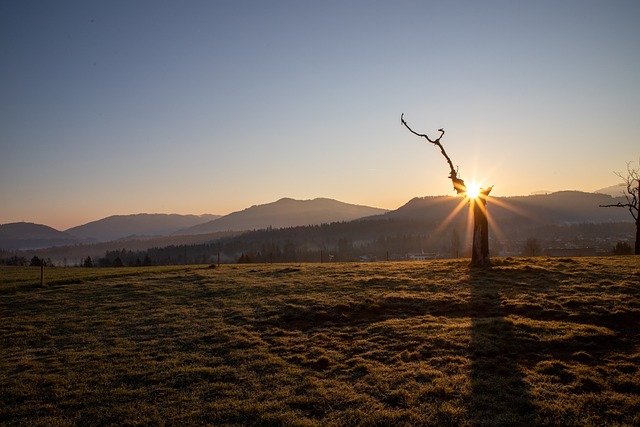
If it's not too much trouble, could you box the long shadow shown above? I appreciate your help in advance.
[468,269,537,426]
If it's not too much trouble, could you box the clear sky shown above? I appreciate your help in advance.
[1,0,639,230]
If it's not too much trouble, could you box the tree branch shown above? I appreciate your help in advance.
[401,113,466,194]
[599,202,638,221]
[600,161,639,221]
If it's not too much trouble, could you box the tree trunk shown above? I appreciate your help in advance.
[471,198,490,267]
[634,219,640,255]
[636,178,640,255]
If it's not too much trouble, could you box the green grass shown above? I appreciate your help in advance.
[1,257,638,426]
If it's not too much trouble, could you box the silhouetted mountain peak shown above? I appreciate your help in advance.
[178,198,389,235]
[65,213,220,242]
[594,183,627,197]
[0,222,62,238]
[0,222,79,250]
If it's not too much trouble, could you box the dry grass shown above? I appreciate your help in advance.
[1,257,638,426]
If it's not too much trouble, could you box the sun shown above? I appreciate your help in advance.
[466,183,481,199]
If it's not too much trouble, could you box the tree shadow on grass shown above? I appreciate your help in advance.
[468,269,537,426]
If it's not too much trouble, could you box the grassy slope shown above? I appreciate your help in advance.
[1,257,638,426]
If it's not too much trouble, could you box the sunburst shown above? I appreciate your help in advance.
[465,183,481,199]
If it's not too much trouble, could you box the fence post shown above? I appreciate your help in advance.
[40,259,45,287]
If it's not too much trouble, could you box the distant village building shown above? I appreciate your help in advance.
[407,252,439,261]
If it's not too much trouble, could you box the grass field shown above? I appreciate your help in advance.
[1,257,639,426]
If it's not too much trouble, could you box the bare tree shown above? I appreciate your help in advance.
[401,114,493,266]
[600,162,639,254]
[522,238,543,257]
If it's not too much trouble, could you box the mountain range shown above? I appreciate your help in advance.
[1,198,388,250]
[0,192,633,252]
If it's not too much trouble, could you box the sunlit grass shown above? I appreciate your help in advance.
[1,257,638,425]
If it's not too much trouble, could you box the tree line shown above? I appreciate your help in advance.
[83,221,639,266]
[1,219,634,267]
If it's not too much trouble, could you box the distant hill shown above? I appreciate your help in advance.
[491,191,631,224]
[594,183,627,198]
[0,222,80,250]
[65,213,220,242]
[178,198,389,235]
[374,191,631,225]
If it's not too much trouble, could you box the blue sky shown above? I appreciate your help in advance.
[1,0,639,230]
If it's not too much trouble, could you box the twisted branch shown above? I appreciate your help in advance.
[401,113,466,194]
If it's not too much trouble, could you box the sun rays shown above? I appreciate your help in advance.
[423,180,519,257]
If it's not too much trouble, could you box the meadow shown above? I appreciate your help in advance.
[1,257,638,426]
